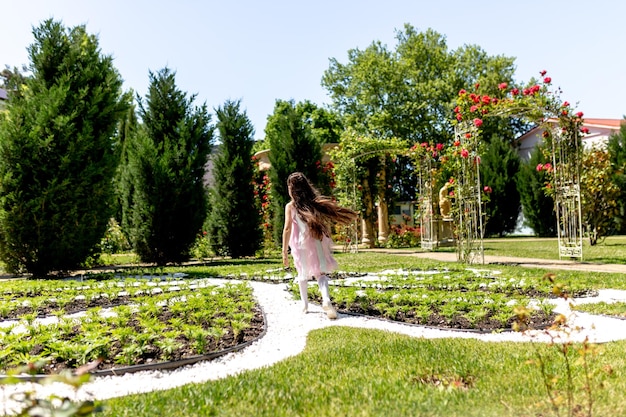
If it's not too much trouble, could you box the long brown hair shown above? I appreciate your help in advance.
[287,172,357,240]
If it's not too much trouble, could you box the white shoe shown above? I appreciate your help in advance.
[302,305,308,313]
[322,301,337,320]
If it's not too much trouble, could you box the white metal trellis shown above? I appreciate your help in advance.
[454,122,485,264]
[550,127,583,259]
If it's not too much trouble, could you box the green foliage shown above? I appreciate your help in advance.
[607,121,626,234]
[480,135,521,237]
[322,24,519,242]
[126,67,214,265]
[0,19,128,277]
[189,231,213,260]
[99,218,131,254]
[513,276,604,417]
[265,99,323,243]
[517,146,557,237]
[384,223,420,248]
[2,362,100,416]
[581,147,620,245]
[208,99,261,257]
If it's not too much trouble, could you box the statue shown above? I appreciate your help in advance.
[439,183,452,220]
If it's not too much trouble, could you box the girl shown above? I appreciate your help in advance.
[282,172,358,319]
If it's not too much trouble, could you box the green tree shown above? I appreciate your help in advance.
[516,146,556,237]
[127,67,214,265]
[480,135,521,237]
[266,99,323,243]
[208,99,261,257]
[0,19,127,277]
[322,24,518,224]
[607,120,626,234]
[581,147,620,245]
[113,94,139,236]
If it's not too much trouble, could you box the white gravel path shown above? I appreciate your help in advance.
[3,280,626,409]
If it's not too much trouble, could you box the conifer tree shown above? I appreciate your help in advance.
[607,121,626,234]
[208,99,261,257]
[128,67,214,264]
[0,19,127,277]
[516,145,556,237]
[266,99,322,243]
[480,135,521,236]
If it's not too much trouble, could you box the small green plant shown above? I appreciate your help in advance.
[1,361,101,416]
[189,232,213,261]
[99,218,131,255]
[513,273,608,417]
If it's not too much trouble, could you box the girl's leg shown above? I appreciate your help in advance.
[317,274,331,303]
[317,274,337,319]
[298,278,309,313]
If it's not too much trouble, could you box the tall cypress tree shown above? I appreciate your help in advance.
[607,120,626,234]
[208,99,261,257]
[127,67,214,265]
[0,19,127,277]
[480,135,521,237]
[266,99,322,243]
[516,145,556,237]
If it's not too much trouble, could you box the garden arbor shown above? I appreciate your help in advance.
[417,73,585,263]
[331,129,408,250]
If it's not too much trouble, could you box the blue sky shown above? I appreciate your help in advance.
[3,0,624,140]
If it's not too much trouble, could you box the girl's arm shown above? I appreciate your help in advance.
[282,202,293,267]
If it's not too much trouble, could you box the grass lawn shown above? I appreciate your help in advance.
[91,249,626,417]
[480,235,626,264]
[6,245,626,416]
[101,327,626,417]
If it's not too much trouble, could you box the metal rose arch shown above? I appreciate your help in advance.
[445,72,585,263]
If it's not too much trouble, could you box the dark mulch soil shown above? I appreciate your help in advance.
[4,286,561,375]
[337,303,556,332]
[33,305,266,375]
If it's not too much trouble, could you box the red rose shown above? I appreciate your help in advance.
[454,140,461,146]
[498,82,508,90]
[461,149,469,158]
[543,77,551,84]
[483,186,492,193]
[536,163,543,172]
[511,88,520,96]
[540,70,547,76]
[459,89,467,95]
[470,105,478,112]
[473,118,483,128]
[581,127,590,134]
[563,101,570,107]
[576,111,584,118]
[436,143,444,151]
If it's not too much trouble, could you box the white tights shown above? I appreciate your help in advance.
[298,274,331,311]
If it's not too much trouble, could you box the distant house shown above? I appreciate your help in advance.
[516,118,624,161]
[253,143,338,172]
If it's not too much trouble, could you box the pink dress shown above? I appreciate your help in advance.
[289,207,338,282]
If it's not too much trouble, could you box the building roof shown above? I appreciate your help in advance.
[579,118,624,129]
